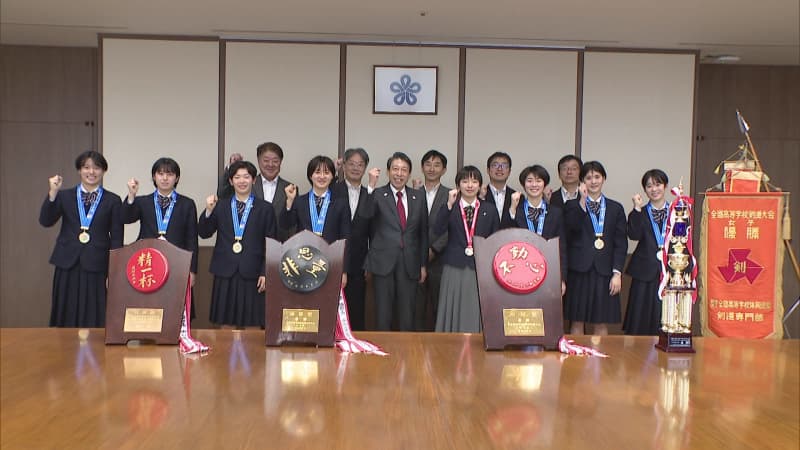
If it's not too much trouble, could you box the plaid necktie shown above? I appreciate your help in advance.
[464,205,475,227]
[527,206,542,223]
[652,207,668,226]
[236,200,246,218]
[588,200,601,215]
[315,194,324,214]
[81,190,97,207]
[157,194,172,210]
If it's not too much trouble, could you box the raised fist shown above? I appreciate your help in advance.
[510,191,522,210]
[632,193,644,211]
[367,167,381,188]
[447,188,459,208]
[228,153,243,166]
[411,178,423,190]
[127,178,139,197]
[206,194,219,214]
[48,175,63,193]
[285,183,297,202]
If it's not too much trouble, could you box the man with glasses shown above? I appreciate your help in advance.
[483,152,516,221]
[218,142,295,241]
[548,154,583,210]
[332,148,371,330]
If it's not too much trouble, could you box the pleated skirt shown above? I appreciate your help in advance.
[623,278,662,335]
[50,265,107,328]
[564,269,621,324]
[435,265,482,333]
[210,274,264,327]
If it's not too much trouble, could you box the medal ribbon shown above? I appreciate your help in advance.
[230,194,254,241]
[587,195,606,237]
[154,191,177,236]
[523,198,547,235]
[646,202,669,248]
[459,199,480,252]
[76,186,104,230]
[309,190,331,235]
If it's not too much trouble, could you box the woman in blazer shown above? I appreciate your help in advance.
[623,169,670,335]
[281,155,351,286]
[502,164,568,296]
[39,150,123,327]
[198,160,276,328]
[563,161,627,336]
[435,165,500,332]
[121,157,199,318]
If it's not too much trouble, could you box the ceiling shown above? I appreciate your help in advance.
[2,0,798,65]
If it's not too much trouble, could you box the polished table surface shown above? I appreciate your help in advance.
[1,329,798,450]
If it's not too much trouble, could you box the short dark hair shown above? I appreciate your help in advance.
[256,142,283,160]
[486,152,512,169]
[75,150,108,171]
[306,155,336,184]
[557,154,582,171]
[519,165,550,187]
[343,147,369,165]
[151,157,181,188]
[421,149,448,168]
[580,160,607,180]
[386,152,412,172]
[455,165,483,186]
[228,160,258,180]
[641,169,668,189]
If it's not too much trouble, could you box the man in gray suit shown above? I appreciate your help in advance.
[362,152,428,331]
[412,150,450,331]
[218,142,294,241]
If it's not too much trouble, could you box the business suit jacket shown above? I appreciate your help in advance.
[332,181,370,276]
[501,201,568,281]
[563,197,627,275]
[427,184,451,256]
[198,197,277,279]
[218,170,293,241]
[434,200,499,270]
[39,186,124,273]
[482,184,516,218]
[361,184,428,279]
[625,208,663,282]
[121,192,199,274]
[280,192,352,269]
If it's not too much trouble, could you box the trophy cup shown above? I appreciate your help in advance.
[656,186,697,353]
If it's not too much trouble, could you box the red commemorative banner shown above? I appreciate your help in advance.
[700,192,785,338]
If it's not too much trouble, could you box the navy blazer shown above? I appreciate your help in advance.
[625,208,663,282]
[198,196,277,279]
[360,184,428,279]
[501,201,568,281]
[563,196,628,276]
[121,192,199,274]
[39,186,124,273]
[332,181,370,276]
[280,192,352,271]
[218,170,293,241]
[435,200,499,269]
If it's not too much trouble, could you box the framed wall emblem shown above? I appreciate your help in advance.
[373,65,438,114]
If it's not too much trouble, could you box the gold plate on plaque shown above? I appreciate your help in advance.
[123,308,164,333]
[281,308,320,333]
[502,308,545,336]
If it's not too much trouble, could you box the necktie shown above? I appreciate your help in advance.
[236,200,246,218]
[588,200,601,215]
[315,194,324,214]
[81,190,97,207]
[464,205,475,227]
[527,206,542,223]
[652,208,668,226]
[396,191,406,230]
[157,194,172,210]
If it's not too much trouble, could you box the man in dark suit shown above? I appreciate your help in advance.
[217,142,294,241]
[412,149,450,331]
[482,151,516,220]
[361,152,428,331]
[548,154,583,210]
[332,147,371,331]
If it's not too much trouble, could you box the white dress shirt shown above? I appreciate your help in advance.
[262,176,278,203]
[389,185,408,220]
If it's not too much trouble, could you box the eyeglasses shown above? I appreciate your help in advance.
[346,161,365,169]
[490,162,509,170]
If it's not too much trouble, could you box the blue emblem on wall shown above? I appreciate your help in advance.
[389,74,422,106]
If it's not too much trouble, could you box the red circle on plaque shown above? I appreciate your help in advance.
[492,242,547,294]
[126,248,169,293]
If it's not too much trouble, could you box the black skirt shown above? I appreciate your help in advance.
[210,273,264,327]
[564,269,621,324]
[623,278,662,335]
[50,265,107,327]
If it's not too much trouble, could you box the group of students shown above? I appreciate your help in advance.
[41,145,673,337]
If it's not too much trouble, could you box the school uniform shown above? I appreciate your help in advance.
[563,196,627,324]
[434,199,499,332]
[39,185,123,327]
[198,195,276,327]
[280,191,351,246]
[501,199,568,282]
[623,205,668,335]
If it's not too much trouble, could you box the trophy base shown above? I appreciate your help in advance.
[655,331,695,353]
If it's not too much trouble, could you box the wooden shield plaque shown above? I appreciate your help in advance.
[473,229,564,350]
[265,230,344,347]
[105,238,191,344]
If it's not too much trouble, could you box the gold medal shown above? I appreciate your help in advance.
[656,247,663,261]
[594,238,604,250]
[78,231,90,244]
[465,247,474,256]
[158,233,167,241]
[232,240,243,254]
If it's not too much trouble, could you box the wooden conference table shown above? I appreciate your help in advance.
[1,329,798,449]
